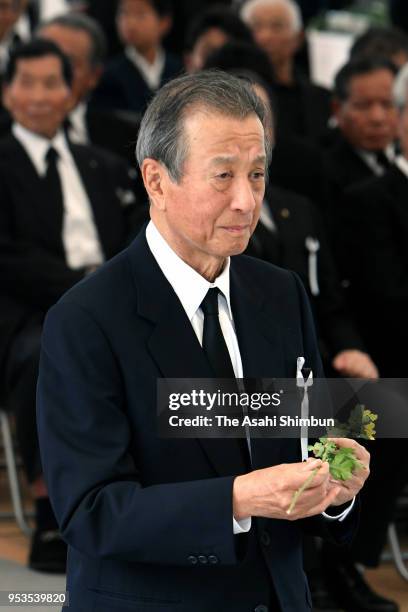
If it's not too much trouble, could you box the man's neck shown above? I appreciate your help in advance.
[273,58,294,86]
[134,45,158,65]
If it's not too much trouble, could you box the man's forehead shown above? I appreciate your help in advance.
[15,56,63,77]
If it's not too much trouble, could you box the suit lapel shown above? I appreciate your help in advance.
[9,136,64,250]
[127,233,248,477]
[70,145,112,257]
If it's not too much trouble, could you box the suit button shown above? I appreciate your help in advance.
[198,555,208,564]
[208,555,219,564]
[261,531,271,547]
[254,606,268,612]
[187,555,198,565]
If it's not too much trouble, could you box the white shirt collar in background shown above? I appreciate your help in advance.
[125,46,165,91]
[68,102,89,145]
[395,154,408,179]
[12,122,71,176]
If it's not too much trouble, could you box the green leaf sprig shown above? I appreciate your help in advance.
[287,406,376,515]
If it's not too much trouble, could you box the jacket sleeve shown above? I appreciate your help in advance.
[37,299,242,566]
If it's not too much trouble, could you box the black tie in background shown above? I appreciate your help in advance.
[201,287,235,379]
[44,146,64,208]
[374,150,392,172]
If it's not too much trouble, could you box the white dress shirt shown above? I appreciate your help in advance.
[125,46,165,91]
[146,221,355,529]
[395,154,408,179]
[12,123,104,270]
[146,221,250,534]
[358,145,396,177]
[67,102,90,145]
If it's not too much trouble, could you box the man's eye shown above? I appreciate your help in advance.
[252,172,265,180]
[216,172,231,179]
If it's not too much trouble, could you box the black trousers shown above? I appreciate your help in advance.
[4,321,43,484]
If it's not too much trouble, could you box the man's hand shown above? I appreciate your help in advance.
[326,438,370,507]
[233,458,342,522]
[332,350,379,379]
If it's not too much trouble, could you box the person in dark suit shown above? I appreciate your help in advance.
[336,61,408,379]
[37,70,370,612]
[36,13,139,166]
[326,57,399,238]
[240,0,331,144]
[90,0,183,118]
[0,38,140,572]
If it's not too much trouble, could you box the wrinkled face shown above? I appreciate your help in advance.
[189,28,228,73]
[246,2,300,65]
[150,111,266,272]
[40,24,101,105]
[335,69,398,151]
[0,0,27,40]
[117,0,169,52]
[3,55,71,139]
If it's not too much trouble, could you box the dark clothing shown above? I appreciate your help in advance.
[0,133,140,481]
[37,229,358,612]
[271,133,331,212]
[333,164,408,377]
[272,76,331,144]
[246,186,365,365]
[90,52,184,117]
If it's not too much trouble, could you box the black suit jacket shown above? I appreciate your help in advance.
[37,229,357,612]
[335,165,408,375]
[90,52,184,117]
[246,187,365,362]
[0,134,139,374]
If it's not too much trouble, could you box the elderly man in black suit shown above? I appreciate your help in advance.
[37,70,370,612]
[0,38,139,572]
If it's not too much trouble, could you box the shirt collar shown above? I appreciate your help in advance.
[12,122,70,175]
[395,154,408,179]
[145,220,233,322]
[125,45,165,90]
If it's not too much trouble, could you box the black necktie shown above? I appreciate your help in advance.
[44,146,63,210]
[374,150,392,172]
[201,288,235,379]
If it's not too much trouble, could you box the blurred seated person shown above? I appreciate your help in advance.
[334,62,408,379]
[90,0,183,118]
[203,40,331,211]
[37,12,141,166]
[248,70,402,612]
[349,25,408,69]
[185,4,253,73]
[240,0,332,143]
[0,38,140,573]
[326,58,399,241]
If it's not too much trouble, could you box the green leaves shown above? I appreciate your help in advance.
[308,439,364,481]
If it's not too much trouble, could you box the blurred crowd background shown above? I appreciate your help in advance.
[1,1,408,611]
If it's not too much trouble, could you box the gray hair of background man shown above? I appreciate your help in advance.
[136,70,272,183]
[393,63,408,110]
[37,13,107,67]
[240,0,302,34]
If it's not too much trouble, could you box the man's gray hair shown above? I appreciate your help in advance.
[240,0,302,33]
[136,70,271,182]
[37,13,107,67]
[393,63,408,110]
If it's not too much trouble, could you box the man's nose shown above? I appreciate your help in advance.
[368,103,387,123]
[230,177,258,212]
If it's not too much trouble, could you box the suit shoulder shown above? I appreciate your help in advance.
[233,253,296,286]
[70,142,131,171]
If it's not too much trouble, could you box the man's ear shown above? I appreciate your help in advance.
[141,158,168,211]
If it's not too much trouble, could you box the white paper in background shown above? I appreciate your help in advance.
[308,30,355,90]
[39,0,71,21]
